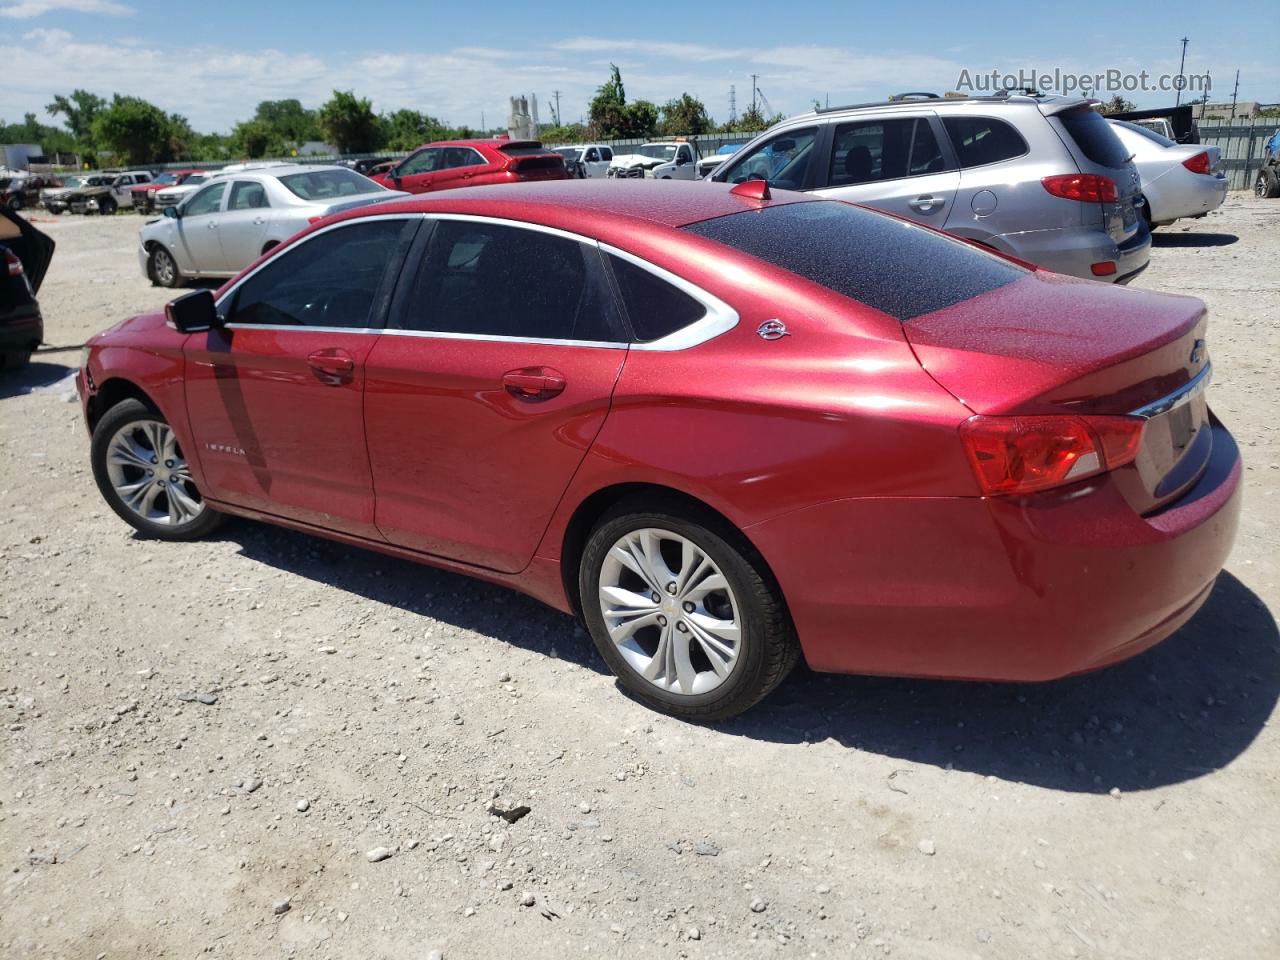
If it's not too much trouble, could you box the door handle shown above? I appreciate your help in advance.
[502,366,567,401]
[253,217,266,225]
[307,348,356,385]
[908,195,944,212]
[207,221,217,229]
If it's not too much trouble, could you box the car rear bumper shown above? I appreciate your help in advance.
[747,420,1242,682]
[996,222,1152,283]
[1151,174,1229,224]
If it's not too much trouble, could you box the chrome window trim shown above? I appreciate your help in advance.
[379,328,628,350]
[599,242,739,351]
[1130,362,1212,419]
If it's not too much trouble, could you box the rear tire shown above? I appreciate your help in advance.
[1,349,33,370]
[9,196,22,211]
[91,398,224,541]
[98,197,117,216]
[579,498,798,721]
[1258,168,1280,199]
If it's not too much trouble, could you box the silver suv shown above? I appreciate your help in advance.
[711,92,1151,283]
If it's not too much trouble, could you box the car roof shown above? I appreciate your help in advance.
[786,91,1089,122]
[421,138,545,150]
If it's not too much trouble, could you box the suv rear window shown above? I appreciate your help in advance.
[942,117,1028,167]
[1056,106,1130,168]
[683,201,1025,322]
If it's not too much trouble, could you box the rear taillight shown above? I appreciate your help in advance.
[5,250,22,277]
[1181,152,1211,175]
[959,414,1145,496]
[1041,173,1118,204]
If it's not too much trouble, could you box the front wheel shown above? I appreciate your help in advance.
[149,246,182,288]
[579,501,798,721]
[9,196,22,211]
[98,197,117,216]
[91,399,223,540]
[1257,168,1280,199]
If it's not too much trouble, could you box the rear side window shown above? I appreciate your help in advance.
[398,220,621,342]
[827,117,946,186]
[1056,106,1130,168]
[442,147,484,169]
[683,201,1025,321]
[229,181,269,210]
[607,255,706,342]
[226,220,407,328]
[942,117,1028,167]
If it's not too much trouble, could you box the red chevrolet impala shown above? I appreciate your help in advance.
[78,180,1241,720]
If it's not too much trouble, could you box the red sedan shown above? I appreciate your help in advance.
[77,180,1241,720]
[369,137,568,194]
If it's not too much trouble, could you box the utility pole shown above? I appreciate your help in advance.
[481,110,486,133]
[750,74,759,113]
[728,84,737,126]
[1175,36,1189,106]
[553,90,562,127]
[1229,70,1240,120]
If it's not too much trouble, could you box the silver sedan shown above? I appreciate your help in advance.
[1108,120,1228,228]
[138,165,406,287]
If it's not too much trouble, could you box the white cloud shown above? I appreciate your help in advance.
[1,0,133,18]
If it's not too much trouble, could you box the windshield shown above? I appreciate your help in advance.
[61,177,86,189]
[636,144,679,159]
[184,175,207,186]
[553,147,579,158]
[683,201,1025,322]
[83,176,109,187]
[278,168,385,201]
[151,173,178,186]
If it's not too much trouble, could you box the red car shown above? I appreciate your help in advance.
[370,137,567,194]
[77,180,1240,720]
[131,169,205,215]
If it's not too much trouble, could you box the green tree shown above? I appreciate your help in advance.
[380,108,450,152]
[252,99,320,142]
[90,95,175,165]
[46,89,106,144]
[539,122,588,144]
[623,100,659,139]
[588,64,629,139]
[1097,95,1138,115]
[731,105,783,133]
[229,119,284,159]
[658,93,711,136]
[318,90,382,153]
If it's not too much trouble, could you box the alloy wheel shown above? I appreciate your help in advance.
[104,419,205,526]
[597,527,742,696]
[153,249,176,285]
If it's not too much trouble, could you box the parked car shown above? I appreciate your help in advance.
[132,169,205,216]
[0,207,54,369]
[62,170,153,214]
[1,174,61,211]
[79,179,1239,720]
[552,145,614,178]
[697,143,746,178]
[371,138,567,194]
[1256,128,1280,198]
[42,174,111,213]
[1107,120,1227,227]
[711,91,1152,283]
[338,158,385,175]
[608,140,701,179]
[139,164,406,287]
[151,172,216,212]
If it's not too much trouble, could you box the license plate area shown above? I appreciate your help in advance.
[1135,391,1212,505]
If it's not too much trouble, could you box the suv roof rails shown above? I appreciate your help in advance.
[813,91,1017,115]
[888,92,941,100]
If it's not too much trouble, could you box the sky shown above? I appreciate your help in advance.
[1,0,1277,135]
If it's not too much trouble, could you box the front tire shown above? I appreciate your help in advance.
[1258,168,1280,199]
[91,398,223,541]
[149,245,182,288]
[579,499,798,721]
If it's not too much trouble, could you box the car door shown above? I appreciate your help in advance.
[216,180,274,272]
[173,181,228,274]
[430,147,488,191]
[672,144,697,180]
[363,216,629,573]
[111,175,135,206]
[593,147,613,177]
[392,147,444,193]
[713,127,822,191]
[810,115,960,224]
[584,147,607,178]
[183,217,418,536]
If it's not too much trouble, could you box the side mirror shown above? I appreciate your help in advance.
[165,289,219,332]
[163,205,180,219]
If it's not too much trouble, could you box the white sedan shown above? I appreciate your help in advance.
[138,165,405,287]
[1108,120,1228,228]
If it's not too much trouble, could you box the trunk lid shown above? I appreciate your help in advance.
[905,271,1212,513]
[1049,104,1145,244]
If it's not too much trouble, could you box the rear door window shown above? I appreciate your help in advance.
[229,181,270,210]
[827,117,946,186]
[941,117,1029,167]
[1056,106,1130,168]
[396,220,622,343]
[442,147,485,169]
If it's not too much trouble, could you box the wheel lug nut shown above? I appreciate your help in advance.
[676,621,689,633]
[150,457,158,464]
[657,615,667,627]
[165,460,174,468]
[651,592,660,604]
[683,601,695,613]
[666,582,678,595]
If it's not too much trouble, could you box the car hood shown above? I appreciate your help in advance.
[610,154,669,169]
[0,207,55,292]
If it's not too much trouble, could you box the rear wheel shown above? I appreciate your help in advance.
[150,245,182,288]
[9,196,22,211]
[1257,168,1280,199]
[91,399,223,541]
[98,196,117,216]
[579,499,798,721]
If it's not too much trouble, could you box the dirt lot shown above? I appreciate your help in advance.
[2,197,1278,960]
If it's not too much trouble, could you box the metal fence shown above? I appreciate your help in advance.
[1198,119,1278,191]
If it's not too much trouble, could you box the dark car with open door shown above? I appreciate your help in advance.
[0,208,55,369]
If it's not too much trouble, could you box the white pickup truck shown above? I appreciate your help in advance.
[607,140,702,180]
[552,144,614,178]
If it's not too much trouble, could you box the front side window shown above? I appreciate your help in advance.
[399,148,441,175]
[718,128,817,190]
[607,255,706,342]
[397,220,619,342]
[229,181,270,210]
[225,220,408,328]
[183,182,226,217]
[677,146,692,164]
[942,116,1029,168]
[827,118,945,187]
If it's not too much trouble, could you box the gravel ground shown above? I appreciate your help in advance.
[2,197,1278,960]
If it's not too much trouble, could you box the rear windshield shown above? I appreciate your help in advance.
[682,201,1025,321]
[278,168,384,200]
[1116,120,1175,148]
[497,142,548,156]
[1057,107,1130,168]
